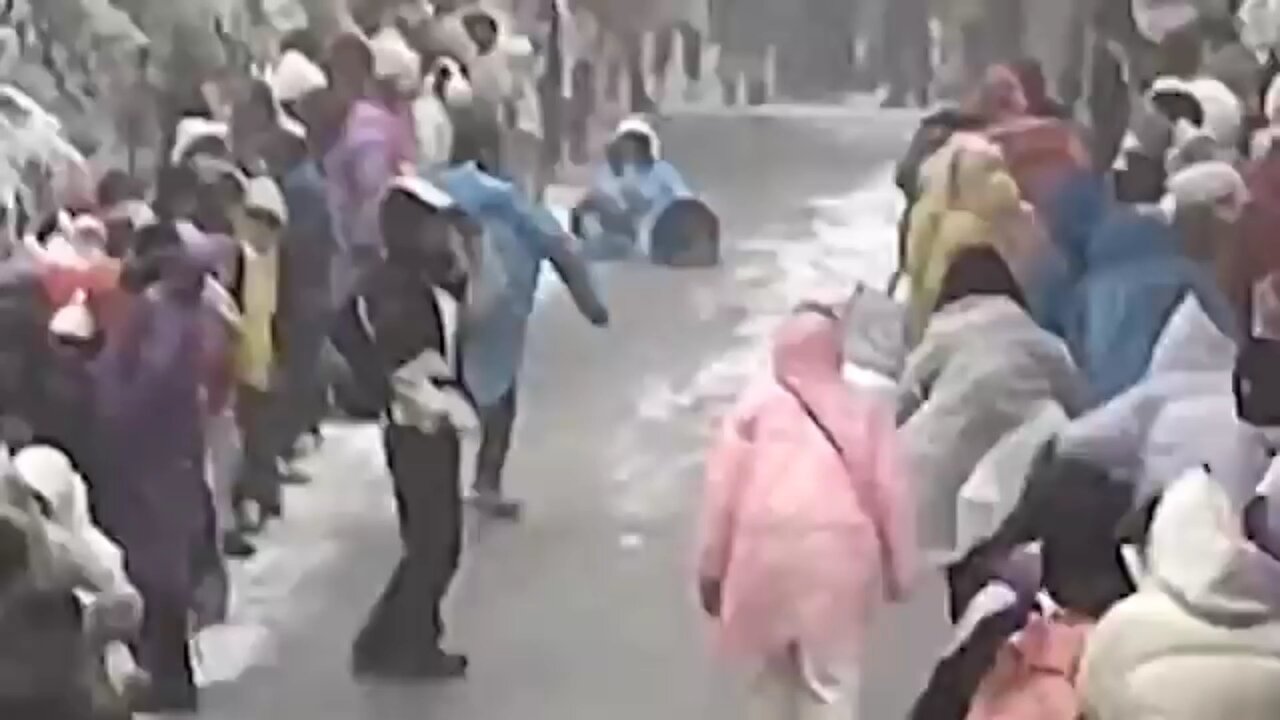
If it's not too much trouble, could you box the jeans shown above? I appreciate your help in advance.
[235,384,282,512]
[475,385,518,496]
[353,424,462,664]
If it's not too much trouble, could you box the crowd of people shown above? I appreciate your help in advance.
[696,14,1280,720]
[0,0,722,714]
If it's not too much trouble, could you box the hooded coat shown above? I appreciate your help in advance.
[1079,468,1280,720]
[91,279,213,601]
[698,311,916,666]
[1058,295,1270,506]
[1063,209,1237,405]
[899,296,1085,565]
[905,135,1056,341]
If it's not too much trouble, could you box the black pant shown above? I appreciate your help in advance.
[134,582,196,706]
[474,386,517,496]
[353,424,462,664]
[236,384,282,511]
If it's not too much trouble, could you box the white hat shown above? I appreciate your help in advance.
[49,289,95,341]
[1165,160,1249,221]
[244,176,288,225]
[270,50,328,104]
[169,116,229,165]
[371,27,422,94]
[13,445,78,519]
[389,175,455,211]
[1186,77,1244,151]
[613,117,662,159]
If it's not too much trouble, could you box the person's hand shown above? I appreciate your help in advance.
[698,577,722,618]
[584,303,609,328]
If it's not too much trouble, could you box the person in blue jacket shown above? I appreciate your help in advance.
[1064,207,1238,407]
[574,118,694,261]
[436,137,609,519]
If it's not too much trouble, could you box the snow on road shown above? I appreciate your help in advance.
[606,166,903,525]
[191,161,905,690]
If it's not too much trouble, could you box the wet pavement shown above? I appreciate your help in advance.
[197,107,950,720]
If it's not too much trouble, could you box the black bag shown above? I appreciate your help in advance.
[649,198,720,268]
[1235,336,1280,427]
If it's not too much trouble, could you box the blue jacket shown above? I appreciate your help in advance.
[1064,210,1238,406]
[438,163,578,407]
[1031,171,1110,336]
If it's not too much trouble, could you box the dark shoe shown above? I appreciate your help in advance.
[127,682,199,714]
[467,491,523,521]
[222,530,257,559]
[353,651,468,682]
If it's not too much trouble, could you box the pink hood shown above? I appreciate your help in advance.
[697,311,917,664]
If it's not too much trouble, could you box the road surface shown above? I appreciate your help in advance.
[196,105,951,720]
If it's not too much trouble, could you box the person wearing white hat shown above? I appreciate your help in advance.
[331,175,475,681]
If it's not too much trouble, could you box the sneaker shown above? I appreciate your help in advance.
[467,491,523,521]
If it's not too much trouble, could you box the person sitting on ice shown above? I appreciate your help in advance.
[572,118,717,265]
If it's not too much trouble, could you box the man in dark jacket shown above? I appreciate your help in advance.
[332,176,475,681]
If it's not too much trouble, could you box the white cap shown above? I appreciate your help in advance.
[49,289,95,341]
[170,116,229,165]
[13,445,77,517]
[244,176,288,225]
[389,175,455,211]
[270,49,328,104]
[1166,160,1250,222]
[371,27,422,94]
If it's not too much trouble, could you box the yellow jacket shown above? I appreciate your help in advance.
[905,135,1040,341]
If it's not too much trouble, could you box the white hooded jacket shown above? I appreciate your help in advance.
[898,296,1086,563]
[1058,296,1270,506]
[1080,468,1280,720]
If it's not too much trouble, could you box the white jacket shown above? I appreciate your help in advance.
[1080,469,1280,720]
[898,296,1086,563]
[1058,296,1269,506]
[11,445,136,601]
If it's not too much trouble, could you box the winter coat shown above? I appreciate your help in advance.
[899,296,1086,564]
[9,446,138,608]
[955,401,1069,562]
[1034,172,1110,335]
[1063,209,1238,405]
[439,162,604,408]
[1058,295,1270,506]
[325,99,416,304]
[905,135,1055,341]
[1079,468,1280,720]
[698,312,916,666]
[91,286,213,601]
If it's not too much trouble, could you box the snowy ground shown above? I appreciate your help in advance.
[184,107,948,720]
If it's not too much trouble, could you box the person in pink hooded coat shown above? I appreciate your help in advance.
[697,304,917,719]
